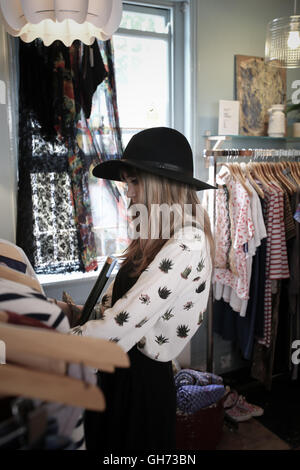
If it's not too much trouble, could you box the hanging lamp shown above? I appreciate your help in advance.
[0,0,123,47]
[265,0,300,68]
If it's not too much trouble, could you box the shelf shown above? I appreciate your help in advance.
[207,134,300,141]
[204,134,300,150]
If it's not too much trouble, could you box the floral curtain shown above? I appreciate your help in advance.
[16,38,125,274]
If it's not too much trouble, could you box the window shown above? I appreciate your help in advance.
[113,2,172,147]
[90,1,182,260]
[18,1,187,278]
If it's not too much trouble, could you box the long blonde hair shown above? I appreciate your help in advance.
[120,167,214,277]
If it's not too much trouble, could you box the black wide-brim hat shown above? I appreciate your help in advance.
[92,127,216,191]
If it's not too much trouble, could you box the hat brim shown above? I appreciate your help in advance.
[92,159,216,191]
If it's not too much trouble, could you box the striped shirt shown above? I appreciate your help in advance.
[283,190,296,241]
[258,183,289,348]
[0,238,45,295]
[0,278,86,449]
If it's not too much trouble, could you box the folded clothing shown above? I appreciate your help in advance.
[174,369,223,389]
[176,384,225,414]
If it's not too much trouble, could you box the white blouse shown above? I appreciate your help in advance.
[70,225,212,362]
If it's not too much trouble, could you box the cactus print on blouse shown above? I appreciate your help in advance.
[70,225,212,362]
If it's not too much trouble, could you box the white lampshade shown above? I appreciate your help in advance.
[0,0,123,46]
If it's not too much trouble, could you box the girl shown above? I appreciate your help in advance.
[71,127,215,450]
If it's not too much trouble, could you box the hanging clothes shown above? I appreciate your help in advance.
[214,173,267,316]
[211,156,300,388]
[213,166,255,302]
[0,243,96,449]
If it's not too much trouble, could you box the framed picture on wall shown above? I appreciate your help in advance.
[235,55,286,136]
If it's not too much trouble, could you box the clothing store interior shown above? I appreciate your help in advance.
[0,0,300,453]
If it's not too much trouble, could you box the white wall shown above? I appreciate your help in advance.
[191,0,300,374]
[194,0,300,179]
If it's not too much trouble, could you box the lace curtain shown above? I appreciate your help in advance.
[16,38,127,274]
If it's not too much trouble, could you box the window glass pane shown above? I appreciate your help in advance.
[89,179,129,257]
[120,8,169,33]
[86,5,173,260]
[114,34,170,147]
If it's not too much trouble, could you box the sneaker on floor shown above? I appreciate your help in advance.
[225,404,252,423]
[236,395,264,417]
[223,388,239,409]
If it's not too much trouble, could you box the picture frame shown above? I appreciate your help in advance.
[235,55,286,136]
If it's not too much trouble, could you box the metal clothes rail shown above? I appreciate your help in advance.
[202,148,300,373]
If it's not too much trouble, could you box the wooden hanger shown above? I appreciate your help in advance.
[0,363,106,411]
[217,162,233,179]
[294,162,300,182]
[263,162,284,191]
[0,310,66,375]
[218,162,252,196]
[248,162,272,191]
[0,265,42,293]
[241,162,264,199]
[0,311,7,322]
[232,162,253,196]
[260,162,282,191]
[273,162,297,194]
[287,161,300,185]
[0,322,129,372]
[0,241,24,263]
[258,162,277,190]
[295,162,300,183]
[295,161,300,180]
[290,161,300,182]
[0,322,129,410]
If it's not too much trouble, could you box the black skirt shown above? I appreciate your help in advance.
[84,262,177,451]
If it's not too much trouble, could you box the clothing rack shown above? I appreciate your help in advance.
[203,147,300,373]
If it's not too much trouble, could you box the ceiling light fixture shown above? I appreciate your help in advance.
[265,0,300,68]
[0,0,123,47]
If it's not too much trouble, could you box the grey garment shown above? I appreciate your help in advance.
[251,282,282,390]
[287,191,300,337]
[34,363,96,440]
[288,190,300,298]
[283,168,298,188]
[44,403,82,440]
[289,191,300,366]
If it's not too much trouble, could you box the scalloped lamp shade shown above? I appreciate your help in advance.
[0,0,123,46]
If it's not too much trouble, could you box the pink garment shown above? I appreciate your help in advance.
[213,174,254,301]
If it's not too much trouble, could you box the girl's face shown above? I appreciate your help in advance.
[122,170,142,204]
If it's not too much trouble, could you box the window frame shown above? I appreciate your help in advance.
[116,0,187,134]
[114,1,173,138]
